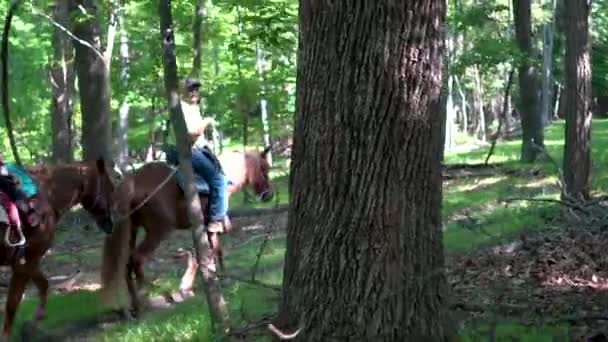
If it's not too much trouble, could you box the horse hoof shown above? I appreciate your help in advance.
[115,308,136,321]
[129,308,140,319]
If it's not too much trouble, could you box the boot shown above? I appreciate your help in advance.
[223,216,232,234]
[207,220,224,234]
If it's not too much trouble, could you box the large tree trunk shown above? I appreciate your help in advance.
[274,1,449,340]
[70,0,113,162]
[563,0,591,200]
[50,1,75,163]
[159,0,230,336]
[513,0,543,162]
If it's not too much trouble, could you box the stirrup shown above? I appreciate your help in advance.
[4,223,26,247]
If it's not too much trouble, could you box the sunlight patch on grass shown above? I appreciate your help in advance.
[445,175,509,193]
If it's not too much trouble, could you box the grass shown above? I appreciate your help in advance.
[5,119,608,341]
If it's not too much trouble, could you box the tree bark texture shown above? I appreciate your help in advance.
[276,1,449,341]
[513,0,543,162]
[50,1,75,163]
[191,0,206,78]
[563,0,592,200]
[70,0,113,162]
[117,12,130,172]
[159,0,230,336]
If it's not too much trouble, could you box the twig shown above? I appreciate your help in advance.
[501,197,592,216]
[28,4,106,63]
[251,233,271,282]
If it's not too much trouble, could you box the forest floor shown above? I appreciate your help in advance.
[2,119,608,341]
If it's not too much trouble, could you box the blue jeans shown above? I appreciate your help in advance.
[191,147,228,222]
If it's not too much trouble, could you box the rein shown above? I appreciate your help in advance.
[111,166,178,223]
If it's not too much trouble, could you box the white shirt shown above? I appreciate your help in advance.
[181,100,210,149]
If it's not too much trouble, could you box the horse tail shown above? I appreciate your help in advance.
[99,178,134,309]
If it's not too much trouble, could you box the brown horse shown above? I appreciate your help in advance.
[0,159,117,338]
[99,147,274,314]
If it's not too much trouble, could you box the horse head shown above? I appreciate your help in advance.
[243,145,274,202]
[70,158,120,235]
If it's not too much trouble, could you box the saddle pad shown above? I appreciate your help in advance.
[5,164,38,198]
[171,166,211,195]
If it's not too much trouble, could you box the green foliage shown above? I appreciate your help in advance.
[0,0,298,163]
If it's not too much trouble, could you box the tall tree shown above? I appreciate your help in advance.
[49,0,75,163]
[70,0,113,162]
[116,8,130,172]
[159,0,230,336]
[563,0,592,200]
[191,0,206,78]
[273,1,449,340]
[513,0,544,162]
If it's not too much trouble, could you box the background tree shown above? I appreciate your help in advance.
[70,0,112,162]
[49,0,75,163]
[563,0,592,200]
[513,0,543,162]
[274,1,449,340]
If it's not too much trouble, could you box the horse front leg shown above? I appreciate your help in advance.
[29,266,49,321]
[2,270,29,339]
[129,230,166,315]
[125,255,140,317]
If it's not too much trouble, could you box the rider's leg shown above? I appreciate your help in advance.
[191,147,228,233]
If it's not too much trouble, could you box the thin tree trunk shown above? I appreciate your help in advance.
[455,76,468,134]
[513,0,543,162]
[159,0,230,336]
[105,0,118,73]
[191,0,206,78]
[563,0,592,200]
[554,82,562,119]
[50,1,75,163]
[70,0,113,162]
[473,65,486,142]
[116,11,130,172]
[540,0,556,127]
[256,44,272,165]
[274,1,449,340]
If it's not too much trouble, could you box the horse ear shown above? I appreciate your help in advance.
[261,145,271,158]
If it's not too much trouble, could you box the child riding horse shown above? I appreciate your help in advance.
[0,158,40,234]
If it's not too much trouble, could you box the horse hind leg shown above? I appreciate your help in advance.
[129,229,167,313]
[2,271,30,338]
[125,228,140,316]
[30,266,49,321]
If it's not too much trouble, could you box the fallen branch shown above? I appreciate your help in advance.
[228,314,276,339]
[218,271,281,292]
[268,323,301,340]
